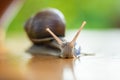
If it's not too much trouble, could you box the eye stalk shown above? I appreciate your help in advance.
[46,28,63,45]
[46,21,86,58]
[46,21,86,47]
[70,21,86,47]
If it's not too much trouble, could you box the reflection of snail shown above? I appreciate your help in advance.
[24,8,86,58]
[27,56,76,80]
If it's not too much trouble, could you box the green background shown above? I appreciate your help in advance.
[7,0,120,35]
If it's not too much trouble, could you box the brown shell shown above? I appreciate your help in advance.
[24,8,66,44]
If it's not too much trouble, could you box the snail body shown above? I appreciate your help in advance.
[46,21,86,58]
[24,8,86,58]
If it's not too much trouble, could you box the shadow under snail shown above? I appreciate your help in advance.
[24,8,86,58]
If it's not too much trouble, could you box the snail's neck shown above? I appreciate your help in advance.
[60,42,75,58]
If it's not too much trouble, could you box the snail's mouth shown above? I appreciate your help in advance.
[60,43,75,58]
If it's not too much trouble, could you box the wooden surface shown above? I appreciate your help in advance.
[0,30,120,80]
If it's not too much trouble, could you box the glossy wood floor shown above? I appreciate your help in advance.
[0,30,120,80]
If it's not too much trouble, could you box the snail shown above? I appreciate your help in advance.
[24,8,86,58]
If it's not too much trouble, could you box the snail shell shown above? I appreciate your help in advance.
[24,8,66,44]
[24,8,66,56]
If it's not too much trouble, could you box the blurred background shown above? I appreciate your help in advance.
[1,0,120,36]
[0,0,120,51]
[1,1,120,79]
